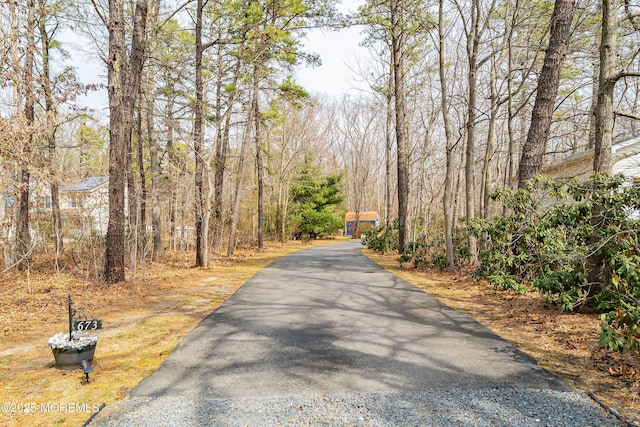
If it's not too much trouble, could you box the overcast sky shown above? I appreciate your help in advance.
[296,24,371,98]
[69,0,369,112]
[295,0,370,98]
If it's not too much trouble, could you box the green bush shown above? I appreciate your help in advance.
[431,253,449,270]
[488,271,527,294]
[288,158,344,240]
[468,186,539,284]
[396,221,468,270]
[399,241,429,268]
[599,300,640,353]
[364,223,398,253]
[468,175,640,355]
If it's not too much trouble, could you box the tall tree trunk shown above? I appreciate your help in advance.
[464,0,481,263]
[147,0,162,258]
[587,0,618,298]
[5,0,20,269]
[227,106,254,257]
[276,140,289,243]
[390,0,410,253]
[194,0,208,267]
[137,101,148,263]
[276,182,283,242]
[127,113,138,275]
[439,0,455,271]
[104,0,127,283]
[482,63,499,220]
[17,157,31,269]
[518,0,576,187]
[254,62,264,249]
[452,148,464,231]
[212,37,224,252]
[16,0,36,269]
[255,127,264,248]
[282,184,289,241]
[278,180,290,242]
[39,2,63,257]
[166,93,177,249]
[385,66,393,228]
[593,0,616,176]
[213,57,241,251]
[104,0,148,283]
[148,77,162,258]
[506,36,516,195]
[587,41,600,150]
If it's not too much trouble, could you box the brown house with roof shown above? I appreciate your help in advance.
[344,211,379,236]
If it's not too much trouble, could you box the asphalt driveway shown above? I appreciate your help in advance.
[90,241,621,426]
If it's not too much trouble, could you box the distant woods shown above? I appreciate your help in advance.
[0,0,639,282]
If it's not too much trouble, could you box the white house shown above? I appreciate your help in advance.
[3,176,195,247]
[542,135,640,181]
[60,176,110,237]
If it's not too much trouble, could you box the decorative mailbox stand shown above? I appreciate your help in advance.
[51,345,97,370]
[48,295,102,382]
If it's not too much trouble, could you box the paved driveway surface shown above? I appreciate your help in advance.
[90,242,621,426]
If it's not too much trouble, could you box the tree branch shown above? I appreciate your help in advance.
[159,0,194,30]
[90,0,107,27]
[614,69,640,81]
[614,109,640,121]
[623,0,640,31]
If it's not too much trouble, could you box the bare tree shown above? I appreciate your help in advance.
[212,32,242,251]
[227,105,254,257]
[453,0,496,263]
[587,0,640,296]
[38,0,63,257]
[103,0,148,283]
[253,55,265,250]
[384,68,394,227]
[338,97,381,237]
[438,0,455,271]
[146,0,161,259]
[15,0,37,269]
[194,0,208,267]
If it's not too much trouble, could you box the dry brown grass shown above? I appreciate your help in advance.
[362,249,640,426]
[0,239,342,427]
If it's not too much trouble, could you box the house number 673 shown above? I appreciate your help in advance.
[73,319,103,331]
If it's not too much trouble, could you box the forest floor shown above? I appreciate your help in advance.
[0,240,638,426]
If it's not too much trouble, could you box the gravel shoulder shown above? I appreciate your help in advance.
[91,389,621,427]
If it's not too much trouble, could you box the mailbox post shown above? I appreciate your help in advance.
[49,295,102,382]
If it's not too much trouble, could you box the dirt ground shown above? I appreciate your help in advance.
[0,241,638,426]
[362,249,640,426]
